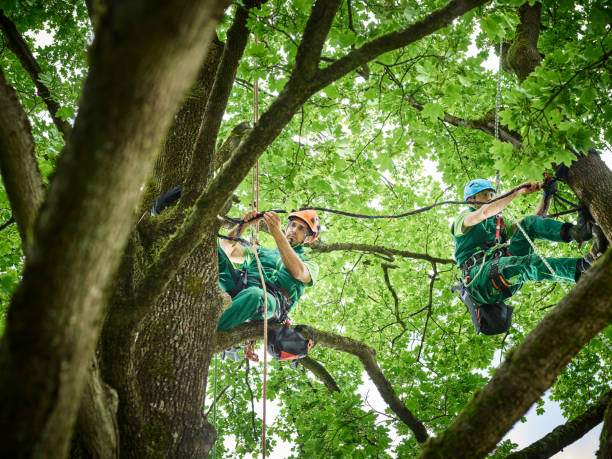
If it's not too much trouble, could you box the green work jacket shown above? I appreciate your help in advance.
[451,208,512,267]
[243,245,318,309]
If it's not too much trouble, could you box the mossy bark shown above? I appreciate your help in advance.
[0,1,227,457]
[502,3,543,82]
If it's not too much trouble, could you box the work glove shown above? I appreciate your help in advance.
[541,174,558,198]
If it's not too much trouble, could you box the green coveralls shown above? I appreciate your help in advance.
[452,210,579,305]
[217,244,317,331]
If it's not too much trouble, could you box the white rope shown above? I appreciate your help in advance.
[494,36,503,194]
[494,36,502,143]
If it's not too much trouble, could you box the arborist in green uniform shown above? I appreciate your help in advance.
[217,209,320,331]
[452,178,607,308]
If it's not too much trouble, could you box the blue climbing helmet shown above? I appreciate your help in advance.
[463,179,495,201]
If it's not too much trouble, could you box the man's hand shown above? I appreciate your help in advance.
[241,210,262,231]
[262,211,282,236]
[516,181,541,195]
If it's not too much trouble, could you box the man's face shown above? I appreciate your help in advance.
[285,219,309,246]
[469,189,495,208]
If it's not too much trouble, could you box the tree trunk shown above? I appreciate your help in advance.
[566,151,612,244]
[99,31,230,456]
[0,2,227,457]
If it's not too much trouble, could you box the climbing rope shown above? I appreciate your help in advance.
[494,36,503,194]
[219,184,531,232]
[250,241,268,458]
[250,34,268,459]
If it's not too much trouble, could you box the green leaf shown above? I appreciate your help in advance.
[324,85,339,99]
[421,102,444,122]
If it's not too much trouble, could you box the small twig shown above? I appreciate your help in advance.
[0,216,15,232]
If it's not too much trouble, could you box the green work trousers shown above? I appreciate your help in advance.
[217,246,277,331]
[467,215,579,305]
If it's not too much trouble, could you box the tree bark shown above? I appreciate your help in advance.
[73,357,120,459]
[502,3,543,82]
[0,1,228,457]
[0,69,45,253]
[566,151,612,244]
[150,37,224,200]
[599,395,612,458]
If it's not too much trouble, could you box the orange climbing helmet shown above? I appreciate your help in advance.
[288,209,320,243]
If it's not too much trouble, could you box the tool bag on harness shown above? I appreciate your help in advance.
[267,325,314,368]
[452,257,514,336]
[452,280,513,335]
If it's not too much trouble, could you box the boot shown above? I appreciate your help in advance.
[568,208,593,244]
[575,224,609,281]
[591,224,609,258]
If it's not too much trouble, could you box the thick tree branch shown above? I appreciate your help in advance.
[0,1,229,457]
[73,357,119,459]
[502,3,543,82]
[299,356,341,394]
[148,36,224,200]
[600,395,612,458]
[419,249,612,458]
[294,0,342,79]
[215,324,429,443]
[313,0,490,92]
[309,239,455,265]
[0,69,45,252]
[0,10,71,137]
[507,389,612,459]
[406,95,523,150]
[182,2,254,205]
